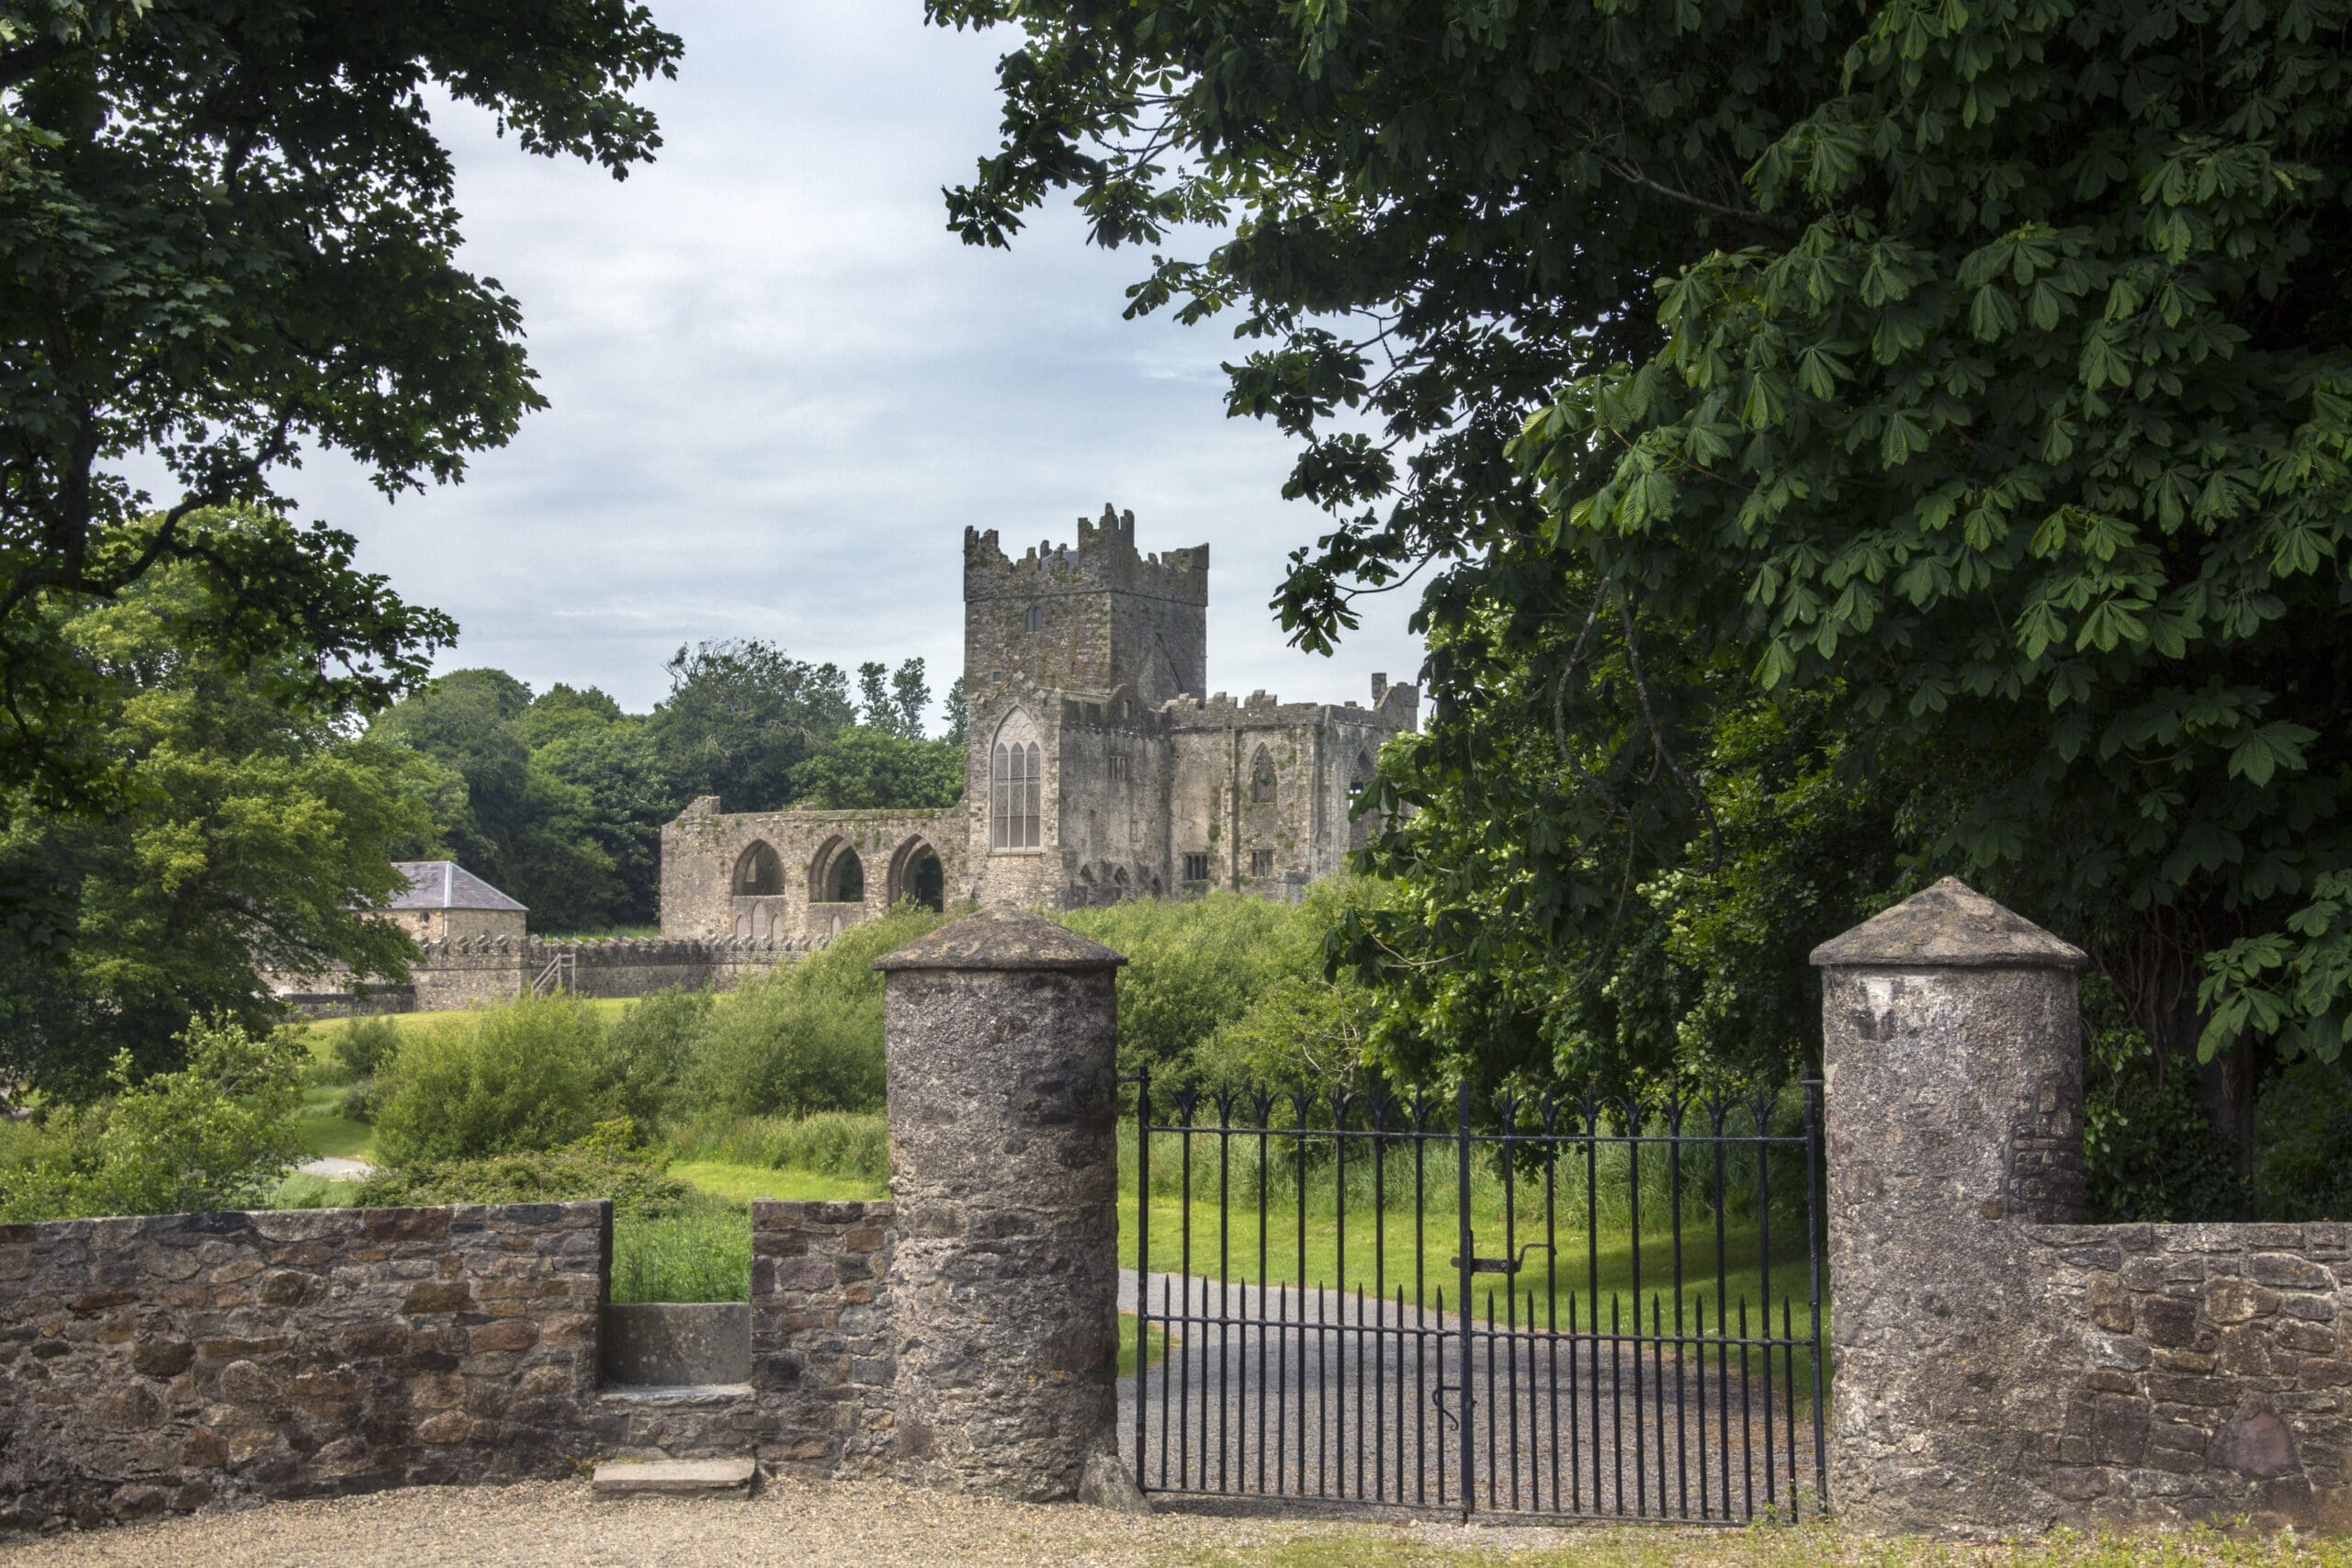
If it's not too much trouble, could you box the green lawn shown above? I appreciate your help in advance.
[669,1159,884,1204]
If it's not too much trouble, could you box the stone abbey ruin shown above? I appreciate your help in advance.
[656,504,1419,946]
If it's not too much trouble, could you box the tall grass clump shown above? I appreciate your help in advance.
[686,904,950,1118]
[611,1203,752,1303]
[668,1110,889,1184]
[372,994,607,1164]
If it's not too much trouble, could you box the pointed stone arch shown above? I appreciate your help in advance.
[732,840,784,897]
[888,835,946,912]
[989,707,1044,851]
[810,835,865,904]
[1249,743,1278,805]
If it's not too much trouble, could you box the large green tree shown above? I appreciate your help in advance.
[651,639,855,813]
[369,669,620,931]
[0,0,681,814]
[0,549,430,1096]
[934,0,2352,1156]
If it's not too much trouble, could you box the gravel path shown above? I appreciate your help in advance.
[1119,1271,1822,1522]
[0,1476,1631,1567]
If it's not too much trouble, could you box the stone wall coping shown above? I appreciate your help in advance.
[1809,875,2089,970]
[872,908,1127,973]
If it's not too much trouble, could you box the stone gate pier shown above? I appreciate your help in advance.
[1818,877,2352,1535]
[873,908,1138,1506]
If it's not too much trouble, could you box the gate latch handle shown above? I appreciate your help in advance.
[1431,1382,1464,1430]
[1449,1242,1554,1277]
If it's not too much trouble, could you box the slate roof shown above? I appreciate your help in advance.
[388,861,528,914]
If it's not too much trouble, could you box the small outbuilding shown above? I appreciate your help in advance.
[384,860,528,944]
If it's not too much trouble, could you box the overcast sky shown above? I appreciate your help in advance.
[256,4,1422,724]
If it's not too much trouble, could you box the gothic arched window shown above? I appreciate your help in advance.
[1249,745,1278,805]
[733,841,784,897]
[990,709,1043,851]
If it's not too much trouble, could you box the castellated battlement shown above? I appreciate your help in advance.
[1157,675,1420,731]
[964,503,1208,606]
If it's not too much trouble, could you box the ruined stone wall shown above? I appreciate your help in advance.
[659,795,963,943]
[962,510,1207,709]
[0,1201,607,1530]
[751,1200,896,1478]
[962,682,1070,911]
[1053,700,1171,902]
[1159,681,1418,894]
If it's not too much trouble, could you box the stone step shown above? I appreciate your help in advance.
[590,1456,758,1499]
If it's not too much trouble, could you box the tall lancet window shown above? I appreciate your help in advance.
[990,709,1044,850]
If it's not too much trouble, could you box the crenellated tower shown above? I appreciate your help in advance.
[962,503,1208,707]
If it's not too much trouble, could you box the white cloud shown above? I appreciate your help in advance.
[220,2,1426,718]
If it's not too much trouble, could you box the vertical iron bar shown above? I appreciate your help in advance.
[1628,1105,1645,1518]
[1484,1286,1498,1510]
[1804,1080,1827,1517]
[1757,1107,1775,1516]
[1296,1099,1308,1493]
[1713,1111,1732,1519]
[1274,1274,1288,1495]
[1374,1105,1386,1502]
[1420,1288,1439,1523]
[1500,1104,1519,1514]
[1544,1129,1560,1514]
[1652,1292,1667,1515]
[1217,1108,1230,1493]
[1586,1102,1601,1513]
[1158,1275,1172,1489]
[1416,1100,1428,1506]
[1567,1292,1581,1513]
[1738,1295,1754,1520]
[1671,1103,1688,1519]
[1782,1297,1800,1522]
[1178,1103,1193,1490]
[1455,1081,1477,1517]
[1135,1069,1149,1490]
[1396,1282,1408,1503]
[1332,1100,1347,1500]
[1315,1282,1328,1497]
[1695,1294,1710,1519]
[1354,1283,1366,1500]
[1610,1292,1624,1517]
[1258,1103,1271,1495]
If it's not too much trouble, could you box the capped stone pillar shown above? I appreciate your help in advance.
[873,908,1136,1506]
[1811,875,2088,1531]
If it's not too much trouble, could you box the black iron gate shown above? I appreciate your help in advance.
[1125,1076,1827,1522]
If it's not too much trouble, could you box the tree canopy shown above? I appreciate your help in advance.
[0,544,433,1096]
[0,0,682,812]
[933,0,2352,1149]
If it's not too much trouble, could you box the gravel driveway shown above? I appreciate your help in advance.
[0,1476,1600,1567]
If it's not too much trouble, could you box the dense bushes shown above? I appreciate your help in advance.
[371,995,611,1164]
[0,1017,307,1221]
[1065,880,1391,1085]
[684,906,944,1118]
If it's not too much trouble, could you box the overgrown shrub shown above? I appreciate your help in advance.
[335,1014,403,1082]
[598,987,711,1128]
[685,906,946,1118]
[371,994,607,1164]
[1067,881,1396,1087]
[352,1143,691,1215]
[0,1016,307,1221]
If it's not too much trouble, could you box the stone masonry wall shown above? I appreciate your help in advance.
[750,1200,896,1478]
[0,1201,607,1530]
[2018,1222,2352,1533]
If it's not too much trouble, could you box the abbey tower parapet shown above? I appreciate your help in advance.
[964,504,1208,708]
